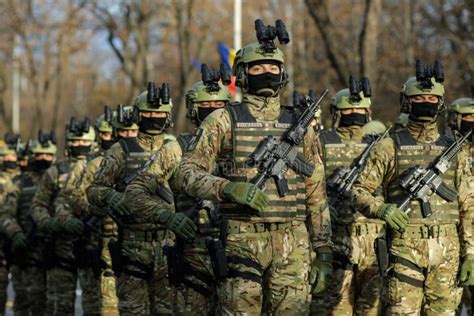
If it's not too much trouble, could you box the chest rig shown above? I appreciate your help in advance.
[320,130,372,223]
[117,138,155,192]
[388,129,459,221]
[218,103,306,222]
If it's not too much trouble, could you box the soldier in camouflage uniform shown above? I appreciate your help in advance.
[125,73,232,315]
[31,118,95,315]
[174,27,333,314]
[447,96,474,315]
[311,79,385,315]
[350,62,474,315]
[0,137,22,316]
[70,105,139,316]
[87,85,178,315]
[0,131,56,316]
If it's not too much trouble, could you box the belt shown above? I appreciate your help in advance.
[336,222,385,237]
[391,223,457,239]
[121,228,167,242]
[227,220,302,234]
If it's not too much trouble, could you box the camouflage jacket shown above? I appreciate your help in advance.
[173,93,332,250]
[351,120,474,255]
[87,133,175,210]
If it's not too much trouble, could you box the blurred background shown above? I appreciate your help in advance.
[0,0,472,147]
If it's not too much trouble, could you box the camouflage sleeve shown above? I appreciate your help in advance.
[125,141,183,220]
[304,128,332,249]
[87,144,124,208]
[350,137,397,217]
[70,156,103,218]
[31,167,57,230]
[174,109,232,201]
[456,146,474,257]
[0,181,23,238]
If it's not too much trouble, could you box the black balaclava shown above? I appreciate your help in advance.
[70,145,91,157]
[139,116,168,135]
[339,113,367,127]
[32,159,52,171]
[409,102,438,122]
[247,60,282,97]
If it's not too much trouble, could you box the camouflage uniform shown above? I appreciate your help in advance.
[87,132,177,315]
[312,125,384,315]
[31,157,88,315]
[0,169,20,316]
[0,168,49,316]
[70,153,119,316]
[351,120,473,315]
[175,93,332,314]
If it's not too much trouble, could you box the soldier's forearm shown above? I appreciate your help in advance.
[31,207,52,231]
[0,215,23,239]
[87,185,115,208]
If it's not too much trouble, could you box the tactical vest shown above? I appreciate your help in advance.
[219,103,306,223]
[117,138,154,192]
[16,174,38,235]
[387,129,459,221]
[319,129,372,224]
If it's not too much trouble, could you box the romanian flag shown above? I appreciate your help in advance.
[217,42,236,96]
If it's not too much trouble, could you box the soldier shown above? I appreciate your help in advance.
[311,78,385,315]
[31,117,95,315]
[350,60,473,315]
[124,68,232,315]
[0,135,22,316]
[447,95,474,315]
[174,19,332,314]
[87,84,178,315]
[69,105,139,316]
[0,131,56,316]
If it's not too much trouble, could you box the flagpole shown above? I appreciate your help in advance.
[233,0,242,101]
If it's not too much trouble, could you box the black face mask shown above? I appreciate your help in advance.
[32,159,52,171]
[460,120,474,136]
[3,161,17,170]
[247,72,282,97]
[410,102,438,122]
[139,117,168,134]
[70,145,91,157]
[197,107,219,123]
[100,139,115,150]
[339,113,367,127]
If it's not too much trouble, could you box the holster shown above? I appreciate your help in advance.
[206,237,228,280]
[163,244,184,286]
[42,237,56,270]
[375,236,389,277]
[108,238,122,277]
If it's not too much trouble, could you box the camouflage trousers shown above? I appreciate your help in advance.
[217,220,312,315]
[78,267,101,315]
[172,237,216,315]
[24,265,47,316]
[0,264,7,316]
[11,265,28,316]
[311,221,385,315]
[116,230,173,315]
[387,224,463,315]
[46,266,77,316]
[100,236,119,316]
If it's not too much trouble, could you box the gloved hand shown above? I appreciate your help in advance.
[104,191,130,217]
[44,217,61,234]
[63,218,85,236]
[158,210,197,242]
[222,182,269,213]
[310,247,333,294]
[460,255,474,286]
[11,232,27,251]
[377,203,408,231]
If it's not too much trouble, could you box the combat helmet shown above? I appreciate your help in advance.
[447,87,474,135]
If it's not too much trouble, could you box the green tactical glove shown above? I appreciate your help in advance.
[222,182,269,213]
[44,217,61,234]
[63,218,85,236]
[104,191,130,217]
[460,255,474,286]
[310,247,333,294]
[158,210,197,242]
[377,203,408,231]
[11,232,27,251]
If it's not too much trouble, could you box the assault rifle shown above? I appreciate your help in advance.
[397,130,472,220]
[326,127,391,198]
[246,89,329,196]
